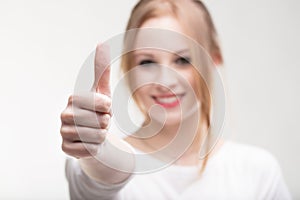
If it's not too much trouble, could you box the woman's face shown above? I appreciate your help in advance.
[130,16,200,125]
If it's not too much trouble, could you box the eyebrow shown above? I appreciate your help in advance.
[174,49,190,55]
[133,48,190,57]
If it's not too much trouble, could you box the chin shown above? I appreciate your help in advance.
[160,114,183,126]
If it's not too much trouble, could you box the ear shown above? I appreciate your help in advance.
[211,51,223,66]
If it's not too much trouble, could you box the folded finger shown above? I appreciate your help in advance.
[61,125,107,144]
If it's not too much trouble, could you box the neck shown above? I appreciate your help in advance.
[135,109,205,165]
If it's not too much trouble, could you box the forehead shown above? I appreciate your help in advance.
[141,16,183,33]
[132,16,191,53]
[132,48,190,59]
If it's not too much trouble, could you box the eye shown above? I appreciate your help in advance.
[175,57,191,65]
[139,59,155,66]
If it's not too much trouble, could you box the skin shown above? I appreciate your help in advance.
[60,15,223,184]
[61,44,135,184]
[127,16,224,165]
[125,16,203,165]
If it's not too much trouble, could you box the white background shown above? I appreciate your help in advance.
[0,0,299,199]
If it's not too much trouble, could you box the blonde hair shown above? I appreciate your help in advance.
[121,0,223,173]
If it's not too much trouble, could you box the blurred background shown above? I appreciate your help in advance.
[0,0,299,199]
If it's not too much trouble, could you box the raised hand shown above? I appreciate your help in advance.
[60,43,112,159]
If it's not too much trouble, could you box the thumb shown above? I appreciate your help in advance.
[92,43,111,96]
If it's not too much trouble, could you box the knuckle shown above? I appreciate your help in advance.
[61,108,74,123]
[60,125,68,134]
[60,125,76,138]
[60,126,66,137]
[95,95,111,112]
[94,96,104,109]
[69,94,81,107]
[68,95,74,105]
[100,114,110,128]
[104,97,112,111]
[94,97,102,110]
[96,129,107,143]
[60,110,66,121]
[99,133,107,143]
[61,141,69,153]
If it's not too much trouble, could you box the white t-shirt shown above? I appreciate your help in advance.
[65,141,291,200]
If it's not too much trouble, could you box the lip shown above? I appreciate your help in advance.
[152,94,184,108]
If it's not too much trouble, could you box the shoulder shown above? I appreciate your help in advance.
[211,141,292,199]
[220,140,281,175]
[223,140,279,164]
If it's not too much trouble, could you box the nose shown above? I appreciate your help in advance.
[155,65,178,91]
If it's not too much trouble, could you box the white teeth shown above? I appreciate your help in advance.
[156,96,178,104]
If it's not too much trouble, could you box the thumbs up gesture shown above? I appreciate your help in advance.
[92,44,111,96]
[60,44,112,158]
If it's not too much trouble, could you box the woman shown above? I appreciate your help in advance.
[60,0,291,199]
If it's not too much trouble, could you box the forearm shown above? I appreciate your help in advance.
[66,158,131,200]
[79,134,135,185]
[66,135,135,200]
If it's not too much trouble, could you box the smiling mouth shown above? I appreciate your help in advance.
[152,94,184,108]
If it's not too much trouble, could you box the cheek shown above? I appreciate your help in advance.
[180,69,198,91]
[128,67,158,90]
[179,69,202,104]
[133,86,152,105]
[188,75,197,90]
